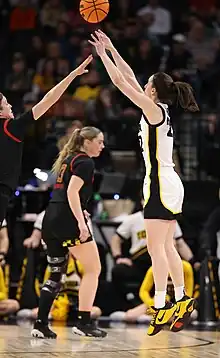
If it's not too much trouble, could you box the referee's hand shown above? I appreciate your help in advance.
[79,222,90,242]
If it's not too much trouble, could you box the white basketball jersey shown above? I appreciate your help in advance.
[138,102,174,177]
[116,211,183,255]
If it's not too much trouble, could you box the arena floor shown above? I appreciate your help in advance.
[0,321,219,358]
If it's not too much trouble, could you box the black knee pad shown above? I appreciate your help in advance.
[41,254,68,297]
[42,279,61,297]
[47,254,68,275]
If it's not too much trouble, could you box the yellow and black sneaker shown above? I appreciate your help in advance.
[147,302,177,336]
[170,295,197,332]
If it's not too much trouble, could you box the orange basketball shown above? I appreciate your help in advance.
[79,0,109,23]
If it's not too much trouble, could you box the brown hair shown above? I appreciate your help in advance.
[152,72,199,112]
[52,126,101,173]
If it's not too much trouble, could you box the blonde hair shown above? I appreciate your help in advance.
[52,126,101,174]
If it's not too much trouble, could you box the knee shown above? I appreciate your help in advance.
[9,300,20,313]
[164,240,176,253]
[1,299,20,315]
[84,257,101,277]
[147,240,158,258]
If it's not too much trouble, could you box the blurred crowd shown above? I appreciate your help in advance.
[0,0,220,322]
[0,0,220,182]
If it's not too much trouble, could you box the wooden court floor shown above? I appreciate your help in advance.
[0,321,219,358]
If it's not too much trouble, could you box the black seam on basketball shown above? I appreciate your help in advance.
[80,2,109,12]
[80,0,99,3]
[94,8,108,15]
[93,0,99,22]
[87,8,96,21]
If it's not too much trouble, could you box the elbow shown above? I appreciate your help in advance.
[139,286,145,302]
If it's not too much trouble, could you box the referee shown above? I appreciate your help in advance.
[0,55,92,226]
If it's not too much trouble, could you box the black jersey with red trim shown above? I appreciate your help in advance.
[0,110,34,190]
[50,152,95,210]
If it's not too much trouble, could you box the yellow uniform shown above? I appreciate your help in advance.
[0,267,7,301]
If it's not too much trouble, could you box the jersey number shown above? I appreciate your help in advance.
[57,164,67,183]
[167,127,173,137]
[137,230,146,240]
[138,134,144,152]
[166,117,173,137]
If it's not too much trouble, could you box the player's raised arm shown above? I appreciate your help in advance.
[89,35,161,124]
[32,55,93,120]
[95,30,143,93]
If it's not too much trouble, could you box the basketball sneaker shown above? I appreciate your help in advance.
[72,320,107,338]
[147,302,176,336]
[170,295,197,332]
[31,320,57,339]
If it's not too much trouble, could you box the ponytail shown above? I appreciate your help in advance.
[173,82,199,112]
[52,126,101,174]
[152,72,199,112]
[52,128,83,174]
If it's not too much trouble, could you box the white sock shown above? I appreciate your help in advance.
[154,291,166,309]
[175,286,185,302]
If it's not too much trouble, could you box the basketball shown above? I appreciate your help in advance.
[79,0,109,23]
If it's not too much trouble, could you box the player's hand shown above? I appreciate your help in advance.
[116,258,133,266]
[79,222,90,242]
[23,236,40,249]
[83,210,91,221]
[95,30,114,50]
[193,262,201,271]
[88,34,106,56]
[74,55,93,76]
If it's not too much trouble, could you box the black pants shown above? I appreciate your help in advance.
[0,185,12,227]
[111,253,151,310]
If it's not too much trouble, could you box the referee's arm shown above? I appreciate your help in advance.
[111,217,132,262]
[23,211,45,249]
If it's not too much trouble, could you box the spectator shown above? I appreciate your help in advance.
[165,34,195,82]
[199,206,220,259]
[121,260,195,322]
[110,206,197,309]
[38,120,83,170]
[73,69,101,102]
[32,59,56,96]
[36,41,61,73]
[9,0,36,32]
[55,21,70,57]
[0,266,20,316]
[137,0,171,38]
[40,0,67,33]
[26,36,45,70]
[5,55,33,93]
[0,220,9,267]
[133,38,163,83]
[56,58,70,83]
[85,87,121,129]
[186,20,218,66]
[0,220,20,317]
